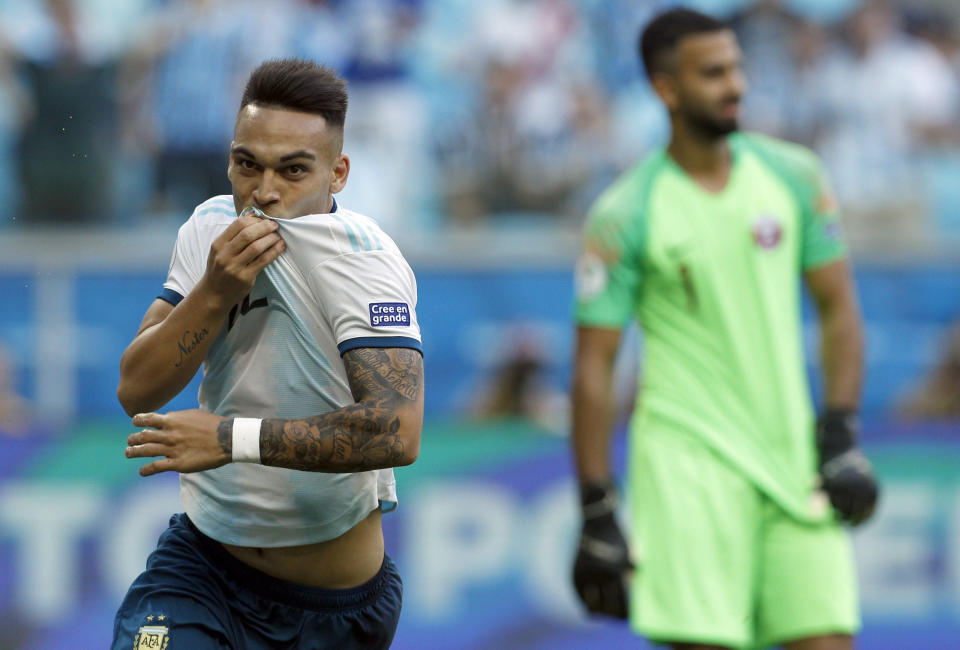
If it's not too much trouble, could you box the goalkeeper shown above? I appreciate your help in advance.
[570,8,878,650]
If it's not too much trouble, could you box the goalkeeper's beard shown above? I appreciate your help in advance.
[684,106,739,140]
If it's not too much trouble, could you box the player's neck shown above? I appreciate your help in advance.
[666,127,733,193]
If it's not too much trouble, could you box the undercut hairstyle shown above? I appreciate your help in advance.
[240,59,348,129]
[639,8,729,81]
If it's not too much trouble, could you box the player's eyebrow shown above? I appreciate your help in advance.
[231,145,257,159]
[278,150,316,163]
[230,146,316,164]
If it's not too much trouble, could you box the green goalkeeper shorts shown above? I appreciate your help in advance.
[627,430,859,649]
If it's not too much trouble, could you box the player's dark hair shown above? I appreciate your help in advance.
[240,59,348,128]
[639,8,729,81]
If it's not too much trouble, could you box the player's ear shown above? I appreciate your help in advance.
[330,153,349,194]
[651,73,679,111]
[226,140,237,180]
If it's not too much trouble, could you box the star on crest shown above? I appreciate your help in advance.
[146,615,154,621]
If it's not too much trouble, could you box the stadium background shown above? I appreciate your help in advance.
[1,0,959,648]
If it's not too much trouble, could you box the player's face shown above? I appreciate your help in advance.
[228,104,350,219]
[659,30,745,138]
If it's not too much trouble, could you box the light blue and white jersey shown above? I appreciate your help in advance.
[159,195,421,547]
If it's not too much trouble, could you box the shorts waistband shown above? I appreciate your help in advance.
[180,513,394,612]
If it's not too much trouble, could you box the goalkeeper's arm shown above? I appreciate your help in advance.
[570,326,633,618]
[806,259,878,525]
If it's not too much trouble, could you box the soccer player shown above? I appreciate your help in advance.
[571,9,878,650]
[113,59,423,649]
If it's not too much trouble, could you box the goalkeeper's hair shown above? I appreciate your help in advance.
[639,7,729,81]
[240,59,347,129]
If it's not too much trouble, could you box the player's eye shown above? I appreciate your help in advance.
[238,159,257,170]
[285,165,307,176]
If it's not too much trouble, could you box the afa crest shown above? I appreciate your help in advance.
[134,623,169,649]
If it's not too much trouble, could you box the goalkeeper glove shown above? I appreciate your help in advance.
[816,409,879,525]
[572,479,633,619]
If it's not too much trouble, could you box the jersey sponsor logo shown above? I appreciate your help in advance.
[575,252,607,301]
[369,302,410,327]
[751,214,783,249]
[134,620,169,649]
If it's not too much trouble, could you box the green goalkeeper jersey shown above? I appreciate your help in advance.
[575,132,847,523]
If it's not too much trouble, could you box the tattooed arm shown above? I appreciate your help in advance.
[118,215,285,416]
[253,347,423,471]
[125,347,424,475]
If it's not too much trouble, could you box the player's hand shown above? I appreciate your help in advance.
[125,409,231,477]
[572,480,633,619]
[200,214,285,308]
[816,409,879,526]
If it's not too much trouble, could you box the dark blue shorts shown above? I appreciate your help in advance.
[112,513,402,650]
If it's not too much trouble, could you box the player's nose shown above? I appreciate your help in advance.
[727,68,746,98]
[253,170,281,206]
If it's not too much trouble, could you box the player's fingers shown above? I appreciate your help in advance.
[139,457,178,477]
[132,412,165,429]
[224,218,279,256]
[580,583,598,611]
[235,231,284,266]
[246,238,286,275]
[125,442,170,459]
[126,429,169,446]
[212,215,256,249]
[613,581,629,619]
[600,581,622,617]
[617,587,630,618]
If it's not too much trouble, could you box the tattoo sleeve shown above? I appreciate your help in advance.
[256,347,424,472]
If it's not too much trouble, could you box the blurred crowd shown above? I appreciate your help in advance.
[0,0,959,243]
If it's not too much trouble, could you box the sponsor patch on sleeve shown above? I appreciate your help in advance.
[369,302,411,327]
[575,252,608,301]
[824,220,843,241]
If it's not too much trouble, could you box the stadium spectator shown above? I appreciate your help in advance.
[899,323,960,420]
[0,33,30,226]
[128,0,288,216]
[471,324,568,433]
[0,0,958,243]
[11,0,121,223]
[333,0,429,233]
[0,345,30,436]
[812,0,959,235]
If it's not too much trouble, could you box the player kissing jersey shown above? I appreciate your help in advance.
[159,195,421,547]
[575,132,846,523]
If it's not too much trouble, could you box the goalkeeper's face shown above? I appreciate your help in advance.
[657,30,745,138]
[228,104,350,219]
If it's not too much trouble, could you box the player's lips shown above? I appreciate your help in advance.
[719,103,740,119]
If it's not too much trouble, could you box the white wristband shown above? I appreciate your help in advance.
[232,418,261,463]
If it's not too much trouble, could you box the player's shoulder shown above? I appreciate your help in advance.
[735,132,822,181]
[327,206,402,257]
[186,195,237,228]
[588,151,668,227]
[281,204,408,276]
